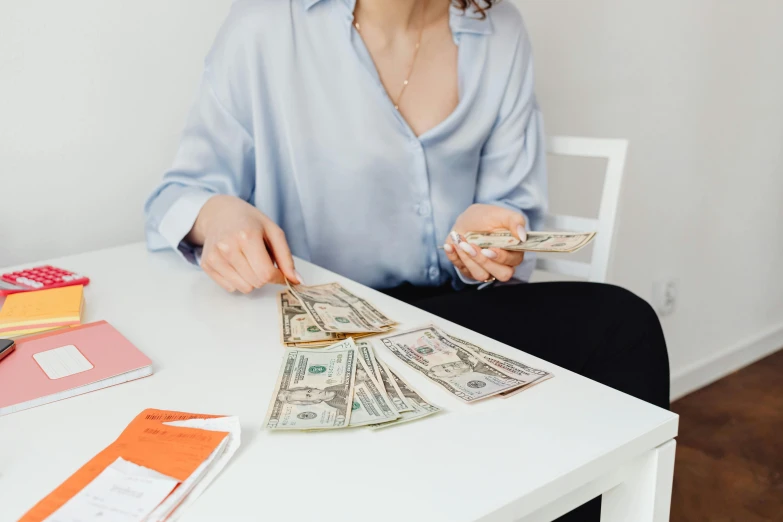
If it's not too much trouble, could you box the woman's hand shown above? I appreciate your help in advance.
[188,195,300,293]
[443,204,527,283]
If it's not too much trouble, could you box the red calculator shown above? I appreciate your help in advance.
[0,265,90,296]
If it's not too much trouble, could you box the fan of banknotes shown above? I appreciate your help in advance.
[279,282,398,348]
[264,324,554,431]
[459,229,596,253]
[264,338,441,431]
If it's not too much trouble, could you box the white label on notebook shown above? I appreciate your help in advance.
[33,344,93,379]
[45,457,180,522]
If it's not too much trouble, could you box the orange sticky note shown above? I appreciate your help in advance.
[20,409,228,522]
[0,285,85,336]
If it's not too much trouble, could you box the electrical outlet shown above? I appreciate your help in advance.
[652,279,678,316]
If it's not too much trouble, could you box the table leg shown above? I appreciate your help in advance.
[600,439,677,522]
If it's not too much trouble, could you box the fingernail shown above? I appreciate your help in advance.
[450,231,461,244]
[459,242,477,256]
[443,244,454,254]
[227,287,235,293]
[294,271,305,285]
[217,242,230,253]
[517,225,528,243]
[481,249,498,259]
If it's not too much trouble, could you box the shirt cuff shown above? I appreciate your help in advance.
[157,188,215,266]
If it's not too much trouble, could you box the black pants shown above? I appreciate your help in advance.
[383,282,671,522]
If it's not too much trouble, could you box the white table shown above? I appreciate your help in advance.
[0,243,678,522]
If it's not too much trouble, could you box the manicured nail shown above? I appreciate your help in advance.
[217,242,230,253]
[443,244,454,254]
[450,231,461,244]
[294,271,305,285]
[481,249,498,259]
[517,225,528,243]
[459,242,477,256]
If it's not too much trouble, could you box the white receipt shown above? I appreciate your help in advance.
[33,345,94,380]
[151,416,242,522]
[44,457,179,522]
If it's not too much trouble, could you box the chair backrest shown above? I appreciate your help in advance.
[535,136,629,283]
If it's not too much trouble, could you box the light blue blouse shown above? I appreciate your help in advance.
[144,0,547,290]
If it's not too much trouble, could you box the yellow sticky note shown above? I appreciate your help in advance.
[1,325,73,339]
[0,285,85,331]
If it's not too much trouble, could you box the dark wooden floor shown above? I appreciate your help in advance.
[670,348,783,522]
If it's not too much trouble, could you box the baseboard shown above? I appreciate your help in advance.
[670,321,783,401]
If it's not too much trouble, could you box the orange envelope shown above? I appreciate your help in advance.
[21,409,228,522]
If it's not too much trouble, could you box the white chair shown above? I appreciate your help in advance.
[535,136,629,283]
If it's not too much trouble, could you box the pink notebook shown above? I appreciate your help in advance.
[0,321,153,416]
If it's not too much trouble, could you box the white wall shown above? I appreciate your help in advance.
[515,0,783,396]
[2,0,782,397]
[0,0,235,265]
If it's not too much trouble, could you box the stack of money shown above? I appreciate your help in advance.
[264,338,441,431]
[379,325,553,403]
[279,282,397,348]
[464,230,596,253]
[264,324,553,431]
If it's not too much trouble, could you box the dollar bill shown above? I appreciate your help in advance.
[278,291,379,347]
[379,326,527,403]
[375,357,414,413]
[464,230,596,253]
[447,335,551,384]
[325,340,399,426]
[263,340,357,430]
[370,367,442,430]
[286,282,396,334]
[446,335,553,397]
[284,333,378,349]
[357,339,414,413]
[356,340,383,384]
[347,355,400,427]
[497,375,554,398]
[331,284,396,329]
[278,291,345,346]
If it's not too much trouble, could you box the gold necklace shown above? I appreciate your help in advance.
[354,0,428,111]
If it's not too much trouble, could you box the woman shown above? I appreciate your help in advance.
[144,1,669,520]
